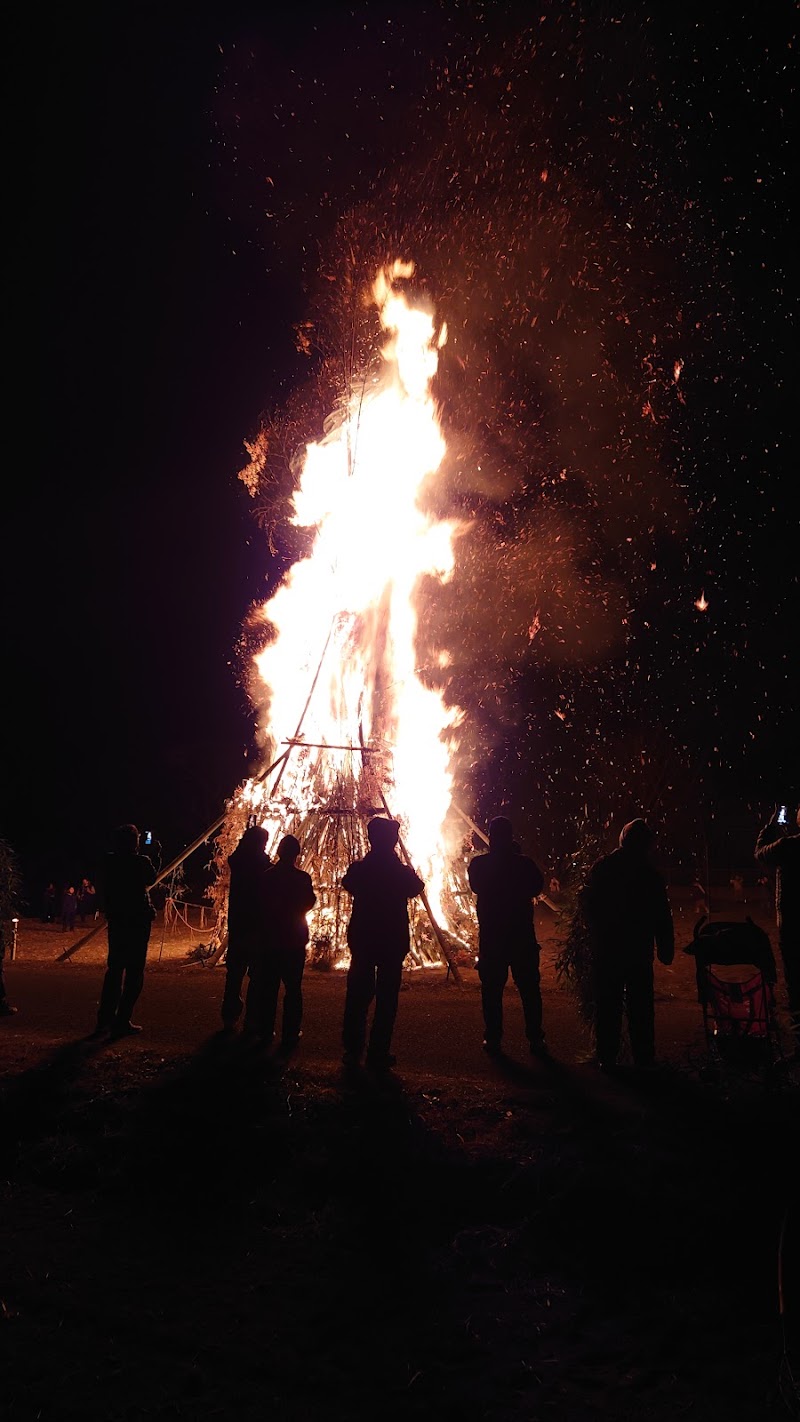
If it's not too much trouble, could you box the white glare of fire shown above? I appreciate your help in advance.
[695,591,709,612]
[252,262,464,923]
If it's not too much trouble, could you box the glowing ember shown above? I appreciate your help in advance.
[239,261,467,960]
[695,591,709,612]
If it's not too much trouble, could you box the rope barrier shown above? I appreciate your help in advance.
[162,898,215,935]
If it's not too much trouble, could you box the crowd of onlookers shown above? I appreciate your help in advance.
[1,807,796,1067]
[40,878,98,930]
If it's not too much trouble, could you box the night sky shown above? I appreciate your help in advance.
[6,1,796,900]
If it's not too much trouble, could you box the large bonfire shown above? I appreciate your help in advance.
[217,261,479,969]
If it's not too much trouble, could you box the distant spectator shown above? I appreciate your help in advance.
[42,882,57,923]
[730,872,745,903]
[78,878,97,924]
[1,838,20,1016]
[692,878,709,920]
[61,885,79,931]
[548,875,562,902]
[0,921,17,1017]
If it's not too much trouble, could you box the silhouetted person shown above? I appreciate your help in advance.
[92,824,157,1038]
[78,877,97,924]
[468,815,546,1056]
[221,825,271,1030]
[692,876,709,920]
[341,816,424,1070]
[581,818,674,1072]
[42,882,57,923]
[61,884,78,931]
[244,834,316,1052]
[0,922,17,1017]
[755,805,800,1049]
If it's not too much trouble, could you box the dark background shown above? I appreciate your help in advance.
[5,1,796,903]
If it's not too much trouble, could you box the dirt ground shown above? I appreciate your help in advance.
[2,895,798,1421]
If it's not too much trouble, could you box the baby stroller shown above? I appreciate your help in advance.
[683,917,782,1074]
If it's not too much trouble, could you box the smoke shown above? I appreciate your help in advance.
[220,4,789,854]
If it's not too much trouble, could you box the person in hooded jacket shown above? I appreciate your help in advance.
[580,817,674,1072]
[221,825,271,1030]
[92,824,158,1038]
[468,815,547,1056]
[244,834,316,1052]
[755,805,800,1049]
[341,816,424,1070]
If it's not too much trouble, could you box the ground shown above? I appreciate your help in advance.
[2,894,798,1421]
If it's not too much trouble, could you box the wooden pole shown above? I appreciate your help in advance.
[451,802,489,846]
[54,918,107,963]
[54,747,295,963]
[267,621,336,802]
[377,789,462,985]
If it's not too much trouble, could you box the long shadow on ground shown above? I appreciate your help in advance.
[3,1035,798,1421]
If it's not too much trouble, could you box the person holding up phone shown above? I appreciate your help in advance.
[89,824,158,1039]
[755,803,800,1052]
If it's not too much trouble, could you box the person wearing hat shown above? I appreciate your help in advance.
[244,833,316,1053]
[580,818,674,1073]
[468,815,547,1057]
[221,824,271,1030]
[341,816,424,1071]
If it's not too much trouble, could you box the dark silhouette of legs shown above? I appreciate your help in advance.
[116,942,148,1026]
[478,956,509,1048]
[626,955,655,1067]
[594,956,625,1068]
[221,937,250,1026]
[343,954,376,1060]
[366,958,403,1063]
[97,921,151,1033]
[279,948,305,1046]
[97,960,125,1029]
[509,943,544,1045]
[245,957,282,1040]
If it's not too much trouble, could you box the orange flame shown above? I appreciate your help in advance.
[243,261,465,927]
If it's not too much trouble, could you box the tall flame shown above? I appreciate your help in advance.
[245,261,465,936]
